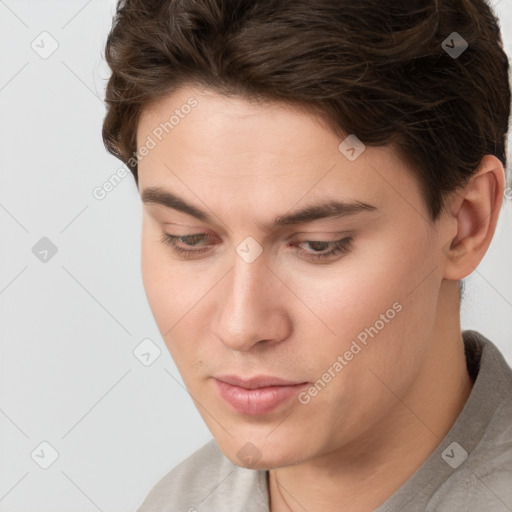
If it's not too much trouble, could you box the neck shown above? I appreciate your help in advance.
[269,280,473,512]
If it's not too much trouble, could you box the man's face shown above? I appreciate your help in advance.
[137,85,445,469]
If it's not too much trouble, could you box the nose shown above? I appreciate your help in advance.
[211,249,292,352]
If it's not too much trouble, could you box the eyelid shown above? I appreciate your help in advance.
[290,231,352,239]
[161,231,354,263]
[161,221,217,233]
[283,230,353,245]
[164,229,351,243]
[150,206,233,237]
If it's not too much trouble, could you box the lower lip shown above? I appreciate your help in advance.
[214,379,309,415]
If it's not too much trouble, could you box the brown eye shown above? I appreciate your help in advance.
[160,232,214,257]
[294,237,353,262]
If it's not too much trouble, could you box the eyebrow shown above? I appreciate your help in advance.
[141,187,378,229]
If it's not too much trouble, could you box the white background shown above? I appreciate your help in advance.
[0,1,511,510]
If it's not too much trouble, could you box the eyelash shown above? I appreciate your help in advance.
[160,232,353,262]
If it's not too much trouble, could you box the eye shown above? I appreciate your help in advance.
[293,237,353,262]
[160,232,354,263]
[160,232,213,257]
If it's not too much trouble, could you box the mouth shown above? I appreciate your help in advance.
[213,374,309,415]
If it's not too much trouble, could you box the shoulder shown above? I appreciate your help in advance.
[427,332,512,511]
[378,331,512,512]
[137,439,269,512]
[426,402,512,512]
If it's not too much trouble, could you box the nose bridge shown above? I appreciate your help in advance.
[213,247,288,351]
[225,250,270,324]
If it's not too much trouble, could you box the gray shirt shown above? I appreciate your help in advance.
[137,330,512,511]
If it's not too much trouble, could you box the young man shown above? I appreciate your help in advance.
[102,0,512,510]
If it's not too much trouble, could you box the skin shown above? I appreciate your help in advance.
[136,84,505,512]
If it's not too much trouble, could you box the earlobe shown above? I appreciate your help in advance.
[442,155,505,281]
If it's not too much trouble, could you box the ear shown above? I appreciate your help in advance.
[442,155,505,280]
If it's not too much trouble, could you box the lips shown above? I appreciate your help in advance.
[213,374,309,415]
[215,374,306,389]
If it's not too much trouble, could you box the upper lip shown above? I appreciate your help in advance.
[214,374,307,389]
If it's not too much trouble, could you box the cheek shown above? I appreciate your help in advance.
[279,239,414,332]
[286,228,439,368]
[141,232,192,370]
[140,221,177,329]
[141,224,159,303]
[140,221,214,370]
[285,233,440,431]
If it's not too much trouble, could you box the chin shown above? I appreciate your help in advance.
[216,434,310,471]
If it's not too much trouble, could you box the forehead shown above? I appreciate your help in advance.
[136,86,427,224]
[137,86,343,164]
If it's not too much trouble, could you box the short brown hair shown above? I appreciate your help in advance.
[102,0,510,221]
